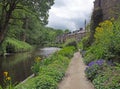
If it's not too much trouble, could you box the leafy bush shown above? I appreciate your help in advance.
[39,67,64,82]
[31,57,42,76]
[16,46,76,89]
[16,75,57,89]
[84,19,120,89]
[93,65,120,89]
[63,39,78,50]
[84,52,96,64]
[84,44,106,64]
[81,36,90,50]
[85,59,105,81]
[85,60,120,89]
[34,75,57,89]
[84,20,120,64]
[0,37,32,54]
[58,46,75,58]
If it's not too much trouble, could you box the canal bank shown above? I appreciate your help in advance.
[16,46,76,89]
[0,47,60,86]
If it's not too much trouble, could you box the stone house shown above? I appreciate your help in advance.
[56,28,86,43]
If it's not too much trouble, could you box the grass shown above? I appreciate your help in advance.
[15,46,76,89]
[0,37,32,54]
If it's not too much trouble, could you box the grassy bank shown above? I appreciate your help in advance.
[0,38,32,55]
[15,46,77,89]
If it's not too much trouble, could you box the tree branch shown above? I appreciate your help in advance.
[10,17,24,20]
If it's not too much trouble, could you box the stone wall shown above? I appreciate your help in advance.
[56,29,86,43]
[94,0,120,20]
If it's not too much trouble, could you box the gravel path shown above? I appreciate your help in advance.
[58,52,94,89]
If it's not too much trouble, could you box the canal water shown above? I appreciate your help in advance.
[0,47,60,86]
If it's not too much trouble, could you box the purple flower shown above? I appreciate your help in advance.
[96,59,104,65]
[88,59,104,67]
[88,61,96,67]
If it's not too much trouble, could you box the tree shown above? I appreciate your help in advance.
[0,0,54,44]
[64,29,70,33]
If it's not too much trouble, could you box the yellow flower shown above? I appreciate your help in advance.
[6,77,11,81]
[3,72,8,77]
[35,57,41,62]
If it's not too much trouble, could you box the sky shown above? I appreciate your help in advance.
[47,0,95,31]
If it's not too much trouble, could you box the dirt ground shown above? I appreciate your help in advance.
[58,52,94,89]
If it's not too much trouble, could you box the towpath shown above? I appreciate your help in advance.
[58,52,94,89]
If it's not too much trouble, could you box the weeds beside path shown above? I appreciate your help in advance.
[58,52,94,89]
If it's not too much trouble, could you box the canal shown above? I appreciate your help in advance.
[0,47,60,86]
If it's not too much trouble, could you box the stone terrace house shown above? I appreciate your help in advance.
[56,28,86,43]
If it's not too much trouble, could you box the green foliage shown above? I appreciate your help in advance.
[84,44,105,64]
[85,60,120,89]
[16,46,76,89]
[16,75,57,89]
[84,19,120,89]
[58,46,76,58]
[84,53,96,64]
[78,36,89,50]
[0,0,54,25]
[41,27,64,46]
[84,19,120,64]
[63,39,78,50]
[31,57,42,76]
[93,65,120,89]
[85,59,106,81]
[33,75,57,89]
[39,67,64,82]
[0,38,32,54]
[0,0,55,45]
[89,7,103,45]
[85,64,100,81]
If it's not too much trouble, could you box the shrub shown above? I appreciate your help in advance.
[94,20,120,61]
[58,46,75,58]
[16,46,76,89]
[85,59,105,81]
[34,75,57,89]
[0,37,32,54]
[17,75,57,89]
[84,43,106,64]
[63,39,78,50]
[81,36,90,50]
[84,19,120,89]
[84,52,96,64]
[31,57,42,76]
[93,65,120,89]
[39,67,64,82]
[41,53,70,66]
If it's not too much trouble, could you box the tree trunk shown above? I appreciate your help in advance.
[0,20,8,44]
[21,17,28,42]
[0,1,17,44]
[0,30,6,44]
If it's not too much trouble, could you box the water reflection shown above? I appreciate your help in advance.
[0,47,60,86]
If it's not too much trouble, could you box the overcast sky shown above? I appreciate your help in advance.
[47,0,95,31]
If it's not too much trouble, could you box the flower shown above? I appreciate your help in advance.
[96,59,104,65]
[3,72,8,77]
[6,77,11,81]
[35,57,41,62]
[88,61,96,67]
[87,59,104,67]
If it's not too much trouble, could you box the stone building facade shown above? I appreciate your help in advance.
[56,28,86,43]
